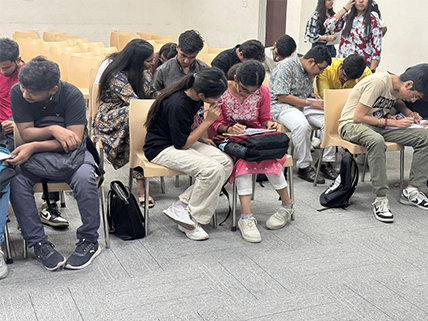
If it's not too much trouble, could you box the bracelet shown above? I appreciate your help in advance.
[384,118,388,127]
[225,125,232,133]
[343,7,348,12]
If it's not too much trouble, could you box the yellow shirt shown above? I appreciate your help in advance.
[316,58,372,99]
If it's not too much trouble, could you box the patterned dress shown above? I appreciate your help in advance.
[93,71,156,178]
[324,12,382,66]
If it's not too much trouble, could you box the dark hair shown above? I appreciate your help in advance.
[343,0,374,39]
[0,38,19,62]
[342,54,366,79]
[315,0,335,35]
[303,46,332,65]
[276,35,296,59]
[399,64,428,100]
[178,30,204,54]
[371,1,381,19]
[226,63,241,81]
[99,39,153,101]
[235,60,265,88]
[18,56,60,92]
[159,42,177,61]
[145,67,227,128]
[239,40,265,62]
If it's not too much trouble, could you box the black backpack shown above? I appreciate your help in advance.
[107,180,145,240]
[319,150,359,210]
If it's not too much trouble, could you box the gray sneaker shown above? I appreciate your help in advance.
[0,250,8,279]
[65,239,101,270]
[163,203,196,229]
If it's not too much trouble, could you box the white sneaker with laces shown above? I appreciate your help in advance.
[372,198,394,223]
[177,223,209,241]
[0,249,9,279]
[266,207,294,230]
[163,203,196,229]
[400,189,428,210]
[238,217,262,243]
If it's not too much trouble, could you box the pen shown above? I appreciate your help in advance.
[197,109,209,116]
[230,116,238,124]
[399,113,406,118]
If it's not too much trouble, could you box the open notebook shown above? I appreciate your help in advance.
[0,152,11,161]
[225,128,276,137]
[386,120,428,130]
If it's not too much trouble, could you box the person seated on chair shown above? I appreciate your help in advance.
[316,54,372,99]
[150,42,177,75]
[264,34,297,77]
[144,68,233,241]
[9,56,101,270]
[153,30,208,91]
[93,39,157,208]
[270,45,336,184]
[339,64,428,223]
[210,61,294,243]
[0,38,67,228]
[211,39,265,76]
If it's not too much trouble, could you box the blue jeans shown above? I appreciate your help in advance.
[312,42,336,57]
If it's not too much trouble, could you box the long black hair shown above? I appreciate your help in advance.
[371,1,382,19]
[315,0,335,35]
[235,60,265,88]
[98,39,153,102]
[145,67,227,128]
[342,0,374,39]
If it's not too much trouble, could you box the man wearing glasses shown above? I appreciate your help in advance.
[316,54,372,99]
[269,46,336,184]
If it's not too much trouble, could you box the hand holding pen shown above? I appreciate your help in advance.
[227,116,246,135]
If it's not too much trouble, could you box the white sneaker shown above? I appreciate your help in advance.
[0,250,8,279]
[400,189,428,210]
[372,198,394,223]
[266,207,294,230]
[177,223,209,241]
[238,217,261,243]
[311,137,321,149]
[163,203,196,229]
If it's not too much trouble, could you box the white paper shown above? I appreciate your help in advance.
[226,128,276,136]
[0,152,11,160]
[326,32,342,45]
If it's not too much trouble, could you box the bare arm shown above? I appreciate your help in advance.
[182,105,220,149]
[353,102,413,127]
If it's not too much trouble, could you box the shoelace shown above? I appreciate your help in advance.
[37,242,55,258]
[373,199,390,213]
[245,217,257,229]
[47,205,62,217]
[411,191,428,202]
[74,239,93,254]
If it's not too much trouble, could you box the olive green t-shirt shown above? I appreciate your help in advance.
[339,73,399,131]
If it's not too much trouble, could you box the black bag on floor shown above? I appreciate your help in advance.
[319,150,358,210]
[107,180,145,240]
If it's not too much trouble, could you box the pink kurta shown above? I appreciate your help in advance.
[210,85,287,183]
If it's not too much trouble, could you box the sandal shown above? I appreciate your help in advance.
[139,195,155,208]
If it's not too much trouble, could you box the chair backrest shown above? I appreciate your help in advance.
[152,35,174,44]
[129,99,155,167]
[89,46,118,56]
[38,41,69,59]
[198,53,217,65]
[88,68,99,118]
[13,123,23,147]
[137,32,157,40]
[65,37,89,46]
[118,34,141,51]
[15,38,44,62]
[262,77,270,86]
[43,32,67,42]
[79,41,105,52]
[13,31,40,40]
[200,42,209,53]
[323,89,352,142]
[208,48,225,54]
[68,55,104,90]
[152,43,164,53]
[59,51,94,81]
[110,32,132,49]
[54,34,79,42]
[49,45,81,65]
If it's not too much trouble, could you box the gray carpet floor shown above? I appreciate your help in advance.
[2,147,428,321]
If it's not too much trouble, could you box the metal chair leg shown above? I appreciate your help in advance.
[99,185,110,249]
[23,239,28,259]
[399,149,405,201]
[362,154,368,182]
[144,178,149,236]
[211,211,218,229]
[231,182,237,231]
[60,191,66,208]
[251,174,256,200]
[189,176,193,185]
[128,168,133,190]
[4,222,13,264]
[314,148,324,186]
[175,175,180,187]
[288,166,295,221]
[160,177,165,194]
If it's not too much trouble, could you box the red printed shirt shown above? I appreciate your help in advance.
[0,62,24,122]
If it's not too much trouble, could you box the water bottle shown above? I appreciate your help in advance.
[224,141,248,159]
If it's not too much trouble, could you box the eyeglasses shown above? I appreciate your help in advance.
[237,82,258,96]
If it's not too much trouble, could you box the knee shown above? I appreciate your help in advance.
[201,162,226,182]
[293,122,311,137]
[367,135,386,151]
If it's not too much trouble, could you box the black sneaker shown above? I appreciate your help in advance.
[39,202,69,228]
[34,241,66,271]
[65,239,101,270]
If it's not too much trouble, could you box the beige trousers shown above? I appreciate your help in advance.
[152,142,233,224]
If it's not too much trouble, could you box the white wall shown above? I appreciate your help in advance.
[287,0,428,74]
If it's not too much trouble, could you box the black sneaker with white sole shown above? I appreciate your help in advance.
[372,199,394,223]
[34,240,66,271]
[65,239,101,270]
[39,202,69,228]
[400,189,428,210]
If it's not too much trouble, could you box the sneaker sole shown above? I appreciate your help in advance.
[238,222,262,243]
[40,216,69,228]
[163,209,196,230]
[177,225,209,241]
[44,257,67,271]
[65,246,101,270]
[373,209,394,223]
[266,221,288,230]
[0,269,9,279]
[399,198,428,210]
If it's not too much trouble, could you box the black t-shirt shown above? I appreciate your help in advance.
[211,45,241,75]
[405,100,428,119]
[144,91,202,161]
[10,81,87,127]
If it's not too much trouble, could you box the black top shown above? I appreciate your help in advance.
[405,100,428,119]
[211,45,241,75]
[144,91,202,161]
[10,81,87,127]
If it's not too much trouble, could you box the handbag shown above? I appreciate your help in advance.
[107,180,145,240]
[20,116,86,180]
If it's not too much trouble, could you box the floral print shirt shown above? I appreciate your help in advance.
[324,12,382,66]
[269,55,314,121]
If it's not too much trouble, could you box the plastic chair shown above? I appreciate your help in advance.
[38,41,69,59]
[314,89,404,194]
[208,48,225,54]
[54,34,79,42]
[88,68,99,138]
[65,37,89,46]
[59,51,94,82]
[137,32,157,40]
[42,32,67,42]
[200,42,209,53]
[262,77,270,86]
[198,53,217,65]
[89,46,118,56]
[110,32,132,49]
[15,38,43,62]
[230,155,295,231]
[49,45,81,65]
[68,55,104,99]
[13,31,40,40]
[129,99,184,236]
[118,34,141,51]
[78,42,105,52]
[152,35,174,44]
